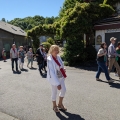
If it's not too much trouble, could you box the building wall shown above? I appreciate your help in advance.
[0,29,27,57]
[95,28,120,51]
[14,35,26,48]
[95,30,106,50]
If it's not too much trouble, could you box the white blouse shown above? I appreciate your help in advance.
[47,55,64,86]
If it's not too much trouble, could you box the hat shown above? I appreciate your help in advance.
[110,37,117,41]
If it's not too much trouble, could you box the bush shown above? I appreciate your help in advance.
[84,45,97,61]
[42,42,51,51]
[60,54,65,61]
[64,61,69,66]
[47,37,55,45]
[63,37,84,66]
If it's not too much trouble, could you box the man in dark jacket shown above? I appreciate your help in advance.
[36,44,44,75]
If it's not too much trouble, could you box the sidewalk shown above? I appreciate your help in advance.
[0,112,19,120]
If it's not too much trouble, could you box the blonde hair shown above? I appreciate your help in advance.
[48,45,59,55]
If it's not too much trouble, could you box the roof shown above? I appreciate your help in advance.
[0,21,27,36]
[95,15,120,25]
[94,15,120,30]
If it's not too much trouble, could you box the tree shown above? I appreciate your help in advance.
[27,24,33,30]
[103,0,119,6]
[59,0,104,17]
[47,37,55,45]
[27,1,116,65]
[8,15,57,31]
[59,3,114,38]
[58,2,114,65]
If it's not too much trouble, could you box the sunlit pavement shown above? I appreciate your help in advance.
[0,59,120,120]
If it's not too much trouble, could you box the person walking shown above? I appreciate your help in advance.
[27,48,33,68]
[10,44,19,72]
[47,45,67,113]
[18,46,25,70]
[108,37,120,79]
[114,42,120,76]
[43,48,47,73]
[36,44,44,75]
[96,42,114,83]
[2,48,6,62]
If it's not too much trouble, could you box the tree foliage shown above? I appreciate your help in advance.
[103,0,119,6]
[59,0,104,17]
[63,37,84,65]
[47,37,55,45]
[42,42,51,51]
[58,2,114,38]
[59,2,114,65]
[8,15,58,31]
[27,1,116,65]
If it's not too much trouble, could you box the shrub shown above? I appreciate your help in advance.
[42,42,51,51]
[63,37,84,66]
[60,54,65,61]
[47,37,55,45]
[64,61,69,66]
[84,45,97,61]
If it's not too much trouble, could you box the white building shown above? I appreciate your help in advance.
[94,3,120,51]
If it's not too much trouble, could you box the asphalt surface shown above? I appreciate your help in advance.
[0,59,120,120]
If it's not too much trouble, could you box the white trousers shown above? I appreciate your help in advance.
[19,58,24,69]
[51,78,66,101]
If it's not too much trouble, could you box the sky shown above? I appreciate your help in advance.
[0,0,65,21]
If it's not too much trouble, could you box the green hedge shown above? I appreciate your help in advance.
[47,37,55,45]
[42,42,51,51]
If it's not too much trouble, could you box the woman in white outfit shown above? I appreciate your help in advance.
[47,45,67,113]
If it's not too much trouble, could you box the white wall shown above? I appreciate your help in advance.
[95,28,120,51]
[95,30,106,51]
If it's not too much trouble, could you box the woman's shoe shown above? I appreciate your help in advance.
[53,106,60,113]
[58,104,67,111]
[96,78,101,81]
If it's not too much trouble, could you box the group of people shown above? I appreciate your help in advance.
[9,44,47,73]
[1,44,67,113]
[3,37,120,113]
[10,44,33,72]
[96,37,120,83]
[10,44,67,113]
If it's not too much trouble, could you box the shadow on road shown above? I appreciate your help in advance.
[29,67,37,70]
[74,66,97,72]
[97,79,120,89]
[56,110,85,120]
[21,68,28,72]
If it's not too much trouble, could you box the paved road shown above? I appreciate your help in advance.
[0,59,120,120]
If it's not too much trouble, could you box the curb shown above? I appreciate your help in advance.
[0,112,19,120]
